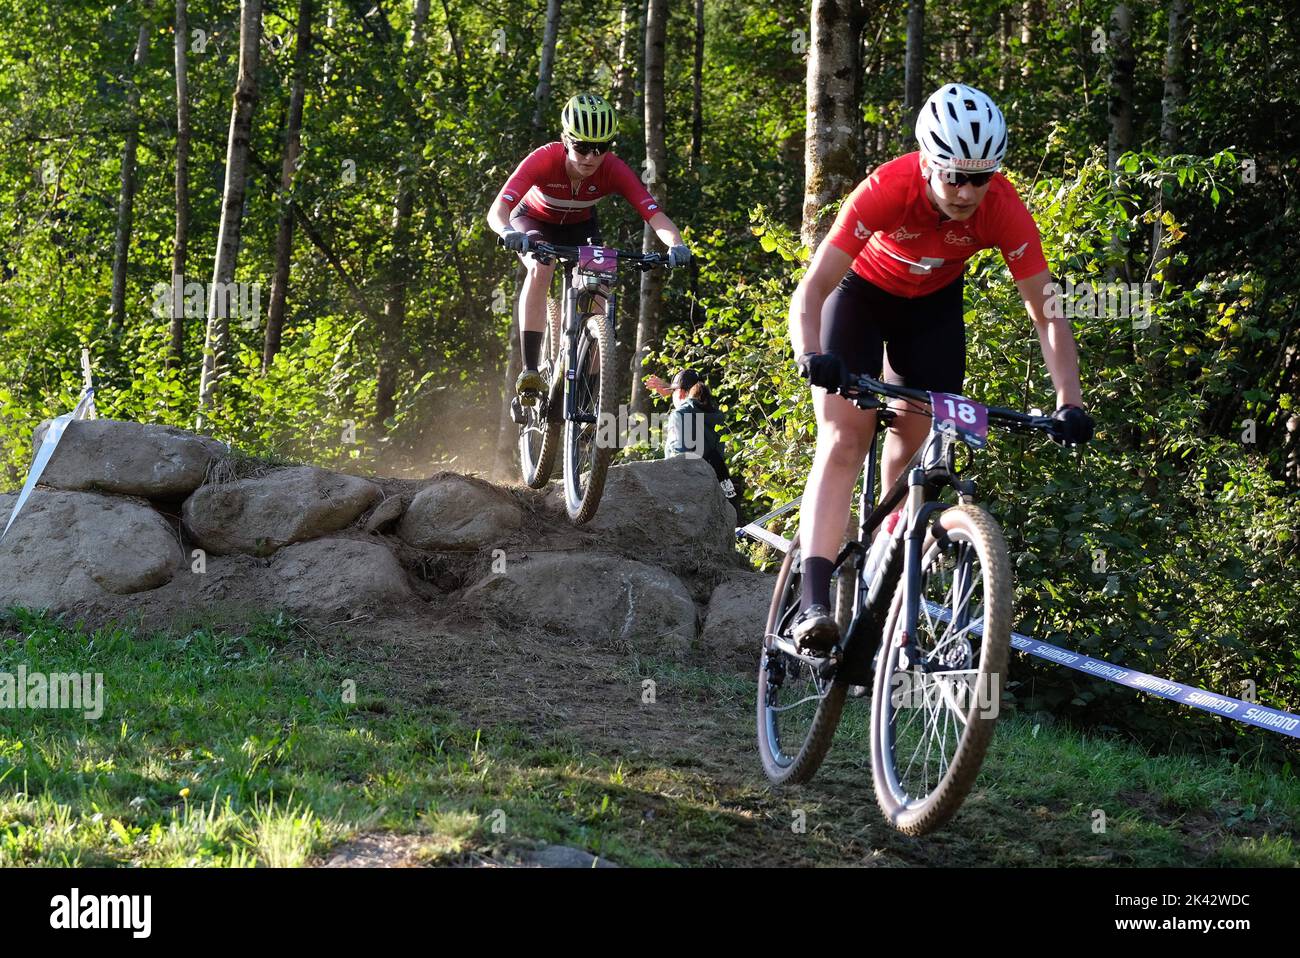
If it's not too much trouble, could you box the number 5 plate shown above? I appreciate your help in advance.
[578,245,619,278]
[928,391,989,449]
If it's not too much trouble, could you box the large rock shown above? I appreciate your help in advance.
[398,474,522,551]
[362,494,406,534]
[183,466,381,556]
[462,552,697,658]
[271,537,414,616]
[575,457,738,573]
[701,572,777,663]
[0,490,183,609]
[33,419,227,498]
[518,844,618,868]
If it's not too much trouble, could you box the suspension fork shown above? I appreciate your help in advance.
[899,466,927,652]
[563,272,580,422]
[897,476,956,670]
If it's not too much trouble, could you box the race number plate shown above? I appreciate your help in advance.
[578,245,619,279]
[928,391,989,449]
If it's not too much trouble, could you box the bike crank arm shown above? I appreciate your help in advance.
[769,635,842,677]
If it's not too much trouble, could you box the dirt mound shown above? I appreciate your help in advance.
[0,422,766,662]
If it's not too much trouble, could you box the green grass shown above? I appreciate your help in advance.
[2,609,1297,867]
[0,610,771,866]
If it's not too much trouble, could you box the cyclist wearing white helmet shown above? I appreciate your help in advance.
[487,93,690,401]
[785,83,1093,653]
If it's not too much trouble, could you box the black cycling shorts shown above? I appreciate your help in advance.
[510,205,603,247]
[822,270,965,394]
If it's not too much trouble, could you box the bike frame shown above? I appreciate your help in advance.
[833,375,1056,684]
[528,240,666,424]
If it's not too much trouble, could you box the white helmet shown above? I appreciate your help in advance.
[915,83,1007,172]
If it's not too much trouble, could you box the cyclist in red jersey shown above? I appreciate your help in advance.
[487,93,690,401]
[787,83,1095,652]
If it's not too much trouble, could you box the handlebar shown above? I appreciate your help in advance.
[838,372,1064,440]
[498,236,674,270]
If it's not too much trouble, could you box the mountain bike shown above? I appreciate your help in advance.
[756,373,1065,835]
[506,239,671,524]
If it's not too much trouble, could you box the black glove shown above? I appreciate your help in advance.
[797,351,847,391]
[499,229,531,253]
[1052,404,1094,446]
[667,244,691,268]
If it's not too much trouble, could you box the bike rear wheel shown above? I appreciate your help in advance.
[757,535,847,785]
[870,504,1011,835]
[563,305,616,524]
[519,297,563,489]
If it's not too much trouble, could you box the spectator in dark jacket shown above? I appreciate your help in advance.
[644,369,744,522]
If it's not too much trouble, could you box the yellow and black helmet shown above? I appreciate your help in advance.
[560,93,618,143]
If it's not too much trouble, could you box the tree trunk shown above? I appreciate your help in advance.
[686,0,703,320]
[998,8,1009,91]
[263,0,313,373]
[1151,0,1190,282]
[852,0,867,176]
[633,0,648,124]
[614,0,635,113]
[628,0,667,420]
[109,13,152,333]
[1020,0,1042,77]
[802,0,862,250]
[438,0,465,81]
[532,0,562,133]
[619,0,648,402]
[1159,0,1190,152]
[690,0,703,171]
[169,0,190,365]
[197,0,262,422]
[1106,3,1134,172]
[1106,3,1134,283]
[903,0,924,132]
[375,0,432,429]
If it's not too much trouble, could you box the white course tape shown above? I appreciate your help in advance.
[1,387,96,543]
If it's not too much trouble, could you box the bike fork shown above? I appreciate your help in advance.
[562,285,614,425]
[896,466,928,670]
[563,283,580,422]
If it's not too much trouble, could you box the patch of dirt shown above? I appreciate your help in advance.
[318,833,431,867]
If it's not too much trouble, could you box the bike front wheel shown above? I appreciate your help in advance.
[562,306,616,524]
[870,504,1011,835]
[757,535,847,785]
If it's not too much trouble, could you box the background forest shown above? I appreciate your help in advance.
[0,0,1297,754]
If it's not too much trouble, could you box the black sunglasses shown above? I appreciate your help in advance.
[567,139,613,156]
[937,168,995,187]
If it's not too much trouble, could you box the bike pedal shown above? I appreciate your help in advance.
[509,397,528,425]
[815,650,842,679]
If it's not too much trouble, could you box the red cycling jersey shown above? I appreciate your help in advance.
[824,151,1049,298]
[495,142,662,225]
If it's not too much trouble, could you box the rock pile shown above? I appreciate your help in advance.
[0,419,773,663]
